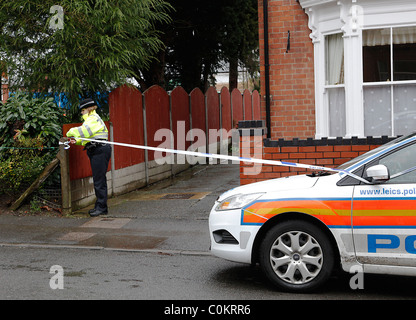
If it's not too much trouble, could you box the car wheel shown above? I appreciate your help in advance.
[259,220,334,292]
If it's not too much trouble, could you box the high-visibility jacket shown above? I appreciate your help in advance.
[66,110,108,146]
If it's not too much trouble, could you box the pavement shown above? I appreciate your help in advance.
[0,163,240,255]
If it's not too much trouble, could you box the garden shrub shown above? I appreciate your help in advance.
[0,93,65,196]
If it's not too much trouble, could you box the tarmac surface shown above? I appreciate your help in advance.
[4,164,416,300]
[0,163,240,255]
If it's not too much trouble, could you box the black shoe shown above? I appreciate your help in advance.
[88,208,108,217]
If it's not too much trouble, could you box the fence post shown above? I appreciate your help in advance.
[110,122,115,197]
[142,94,149,185]
[58,140,72,214]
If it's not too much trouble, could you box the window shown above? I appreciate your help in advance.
[379,143,416,184]
[325,33,345,137]
[363,26,416,136]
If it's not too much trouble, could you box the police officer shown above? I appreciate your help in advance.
[66,98,111,217]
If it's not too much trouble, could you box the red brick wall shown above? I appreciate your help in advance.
[239,121,394,185]
[241,143,383,185]
[258,0,315,140]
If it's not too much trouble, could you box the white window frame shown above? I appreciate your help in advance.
[362,25,416,137]
[301,0,416,139]
[324,32,346,137]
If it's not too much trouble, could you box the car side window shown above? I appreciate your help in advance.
[379,142,416,184]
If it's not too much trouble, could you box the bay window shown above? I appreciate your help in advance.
[301,0,416,139]
[363,26,416,137]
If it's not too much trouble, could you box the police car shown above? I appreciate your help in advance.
[209,132,416,292]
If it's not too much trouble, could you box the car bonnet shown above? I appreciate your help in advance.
[217,174,319,202]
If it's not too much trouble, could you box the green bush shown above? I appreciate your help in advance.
[0,153,50,195]
[0,92,64,153]
[0,133,54,195]
[0,93,65,195]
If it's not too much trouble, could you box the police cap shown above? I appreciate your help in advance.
[79,98,96,111]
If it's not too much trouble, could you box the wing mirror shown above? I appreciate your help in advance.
[366,164,389,182]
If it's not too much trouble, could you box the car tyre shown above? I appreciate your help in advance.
[259,220,335,292]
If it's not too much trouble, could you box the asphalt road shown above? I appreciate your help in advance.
[2,245,416,301]
[1,164,416,302]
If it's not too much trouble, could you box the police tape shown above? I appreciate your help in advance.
[60,137,371,184]
[59,141,71,150]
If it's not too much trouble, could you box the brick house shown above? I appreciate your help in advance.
[241,0,416,184]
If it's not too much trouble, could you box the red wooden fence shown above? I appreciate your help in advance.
[171,86,191,151]
[231,88,243,127]
[64,85,261,181]
[110,85,144,170]
[190,88,206,133]
[220,87,232,132]
[144,85,170,162]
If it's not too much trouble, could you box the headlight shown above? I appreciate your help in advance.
[215,193,265,211]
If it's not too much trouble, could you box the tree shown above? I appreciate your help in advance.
[219,0,259,91]
[166,1,223,92]
[134,0,222,92]
[135,0,259,93]
[0,0,172,114]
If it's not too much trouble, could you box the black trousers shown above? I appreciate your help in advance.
[86,143,111,211]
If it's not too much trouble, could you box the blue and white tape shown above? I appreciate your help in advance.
[61,137,371,184]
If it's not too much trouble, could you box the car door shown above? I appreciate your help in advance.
[352,141,416,267]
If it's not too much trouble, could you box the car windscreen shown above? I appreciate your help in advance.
[336,132,416,171]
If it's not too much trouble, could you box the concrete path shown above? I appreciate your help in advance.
[0,164,240,255]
